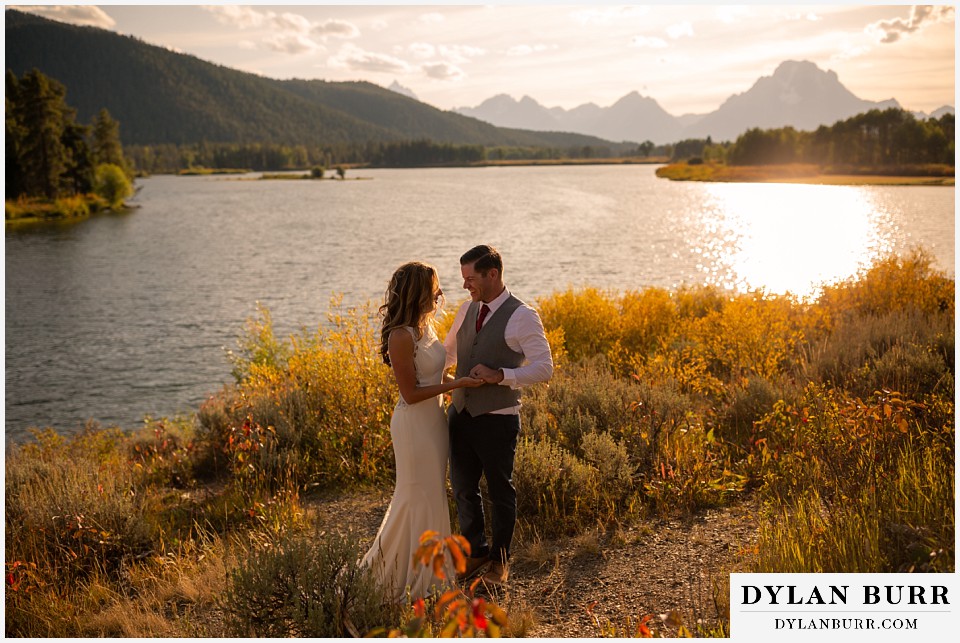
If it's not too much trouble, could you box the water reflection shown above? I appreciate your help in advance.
[699,183,893,298]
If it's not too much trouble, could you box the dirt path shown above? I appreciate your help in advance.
[309,489,760,637]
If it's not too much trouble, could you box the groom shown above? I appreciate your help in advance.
[443,244,554,588]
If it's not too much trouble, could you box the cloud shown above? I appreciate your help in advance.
[328,44,412,74]
[631,36,669,49]
[868,5,955,44]
[202,6,358,56]
[204,5,269,29]
[422,62,464,81]
[666,21,694,39]
[312,19,360,39]
[273,12,312,34]
[264,33,324,55]
[14,5,116,29]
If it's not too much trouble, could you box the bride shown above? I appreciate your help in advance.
[361,261,482,602]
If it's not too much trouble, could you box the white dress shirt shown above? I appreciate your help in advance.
[443,288,554,414]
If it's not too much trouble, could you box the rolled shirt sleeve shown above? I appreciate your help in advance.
[500,305,554,389]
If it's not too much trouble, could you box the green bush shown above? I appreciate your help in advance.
[513,437,603,538]
[522,356,639,452]
[716,375,786,446]
[808,309,953,398]
[94,163,134,209]
[223,530,386,637]
[580,431,635,489]
[866,341,950,399]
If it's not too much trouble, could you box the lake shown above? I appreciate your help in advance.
[4,165,955,441]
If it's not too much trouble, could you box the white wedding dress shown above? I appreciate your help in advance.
[361,325,454,602]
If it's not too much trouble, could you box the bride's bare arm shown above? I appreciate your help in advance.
[389,329,483,405]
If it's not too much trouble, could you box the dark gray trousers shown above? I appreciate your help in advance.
[448,406,520,564]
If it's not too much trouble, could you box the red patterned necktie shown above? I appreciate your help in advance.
[475,304,490,332]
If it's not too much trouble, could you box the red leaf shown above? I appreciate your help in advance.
[472,598,488,630]
[432,554,446,580]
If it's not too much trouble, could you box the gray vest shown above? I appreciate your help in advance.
[452,294,525,416]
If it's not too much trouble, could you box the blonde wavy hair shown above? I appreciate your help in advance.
[379,261,443,365]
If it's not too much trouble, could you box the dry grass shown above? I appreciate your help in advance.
[5,250,953,637]
[502,602,539,637]
[572,530,603,559]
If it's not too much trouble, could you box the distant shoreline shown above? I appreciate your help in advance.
[655,162,955,186]
[155,159,956,184]
[463,157,669,167]
[161,157,670,178]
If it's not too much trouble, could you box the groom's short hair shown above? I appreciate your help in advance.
[461,245,503,276]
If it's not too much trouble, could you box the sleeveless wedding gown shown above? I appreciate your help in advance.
[361,325,454,602]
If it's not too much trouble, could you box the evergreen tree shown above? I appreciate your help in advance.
[14,69,69,199]
[61,120,94,194]
[6,70,26,199]
[5,69,120,201]
[92,108,128,176]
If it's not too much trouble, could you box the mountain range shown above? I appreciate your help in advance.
[6,9,953,151]
[4,9,621,151]
[455,60,955,145]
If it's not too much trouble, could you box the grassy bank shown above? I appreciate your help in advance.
[258,172,320,180]
[4,194,116,224]
[5,251,954,636]
[178,168,252,176]
[656,162,955,185]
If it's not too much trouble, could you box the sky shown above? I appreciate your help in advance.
[8,2,957,116]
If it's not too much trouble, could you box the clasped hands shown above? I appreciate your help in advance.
[469,364,504,384]
[450,364,504,388]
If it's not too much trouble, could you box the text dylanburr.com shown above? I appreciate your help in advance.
[730,573,957,641]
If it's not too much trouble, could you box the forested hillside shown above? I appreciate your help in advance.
[5,9,621,152]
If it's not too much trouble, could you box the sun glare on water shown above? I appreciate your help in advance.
[699,183,891,299]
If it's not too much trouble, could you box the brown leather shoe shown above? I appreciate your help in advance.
[456,556,490,582]
[481,560,509,587]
